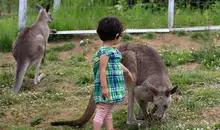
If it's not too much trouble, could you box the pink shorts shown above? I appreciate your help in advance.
[93,103,114,124]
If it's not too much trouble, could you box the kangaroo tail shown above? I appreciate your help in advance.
[12,60,29,92]
[51,92,96,127]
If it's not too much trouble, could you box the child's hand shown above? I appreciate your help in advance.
[102,86,109,98]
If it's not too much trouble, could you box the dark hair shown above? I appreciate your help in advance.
[96,16,124,41]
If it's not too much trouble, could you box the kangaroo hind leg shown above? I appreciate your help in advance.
[12,61,29,92]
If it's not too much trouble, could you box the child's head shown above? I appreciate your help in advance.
[97,16,124,43]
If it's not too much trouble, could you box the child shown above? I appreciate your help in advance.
[93,16,134,130]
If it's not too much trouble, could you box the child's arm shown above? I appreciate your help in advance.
[99,54,109,98]
[120,63,134,82]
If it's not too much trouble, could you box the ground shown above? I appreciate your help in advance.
[49,33,219,125]
[1,33,220,130]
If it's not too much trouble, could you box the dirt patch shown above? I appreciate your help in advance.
[50,33,201,63]
[203,105,220,124]
[132,34,201,51]
[173,62,201,71]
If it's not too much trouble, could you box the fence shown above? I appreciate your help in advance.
[2,0,220,34]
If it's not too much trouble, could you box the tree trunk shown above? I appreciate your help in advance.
[7,0,11,14]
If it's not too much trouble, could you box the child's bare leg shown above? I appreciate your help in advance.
[93,121,102,130]
[104,119,113,130]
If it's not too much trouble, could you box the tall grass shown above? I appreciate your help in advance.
[0,17,18,52]
[2,0,220,51]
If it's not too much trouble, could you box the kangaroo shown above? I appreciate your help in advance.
[12,4,53,92]
[51,43,178,127]
[119,44,178,124]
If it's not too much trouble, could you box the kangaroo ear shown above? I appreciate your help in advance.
[46,4,50,12]
[147,82,159,96]
[35,3,42,10]
[171,85,178,94]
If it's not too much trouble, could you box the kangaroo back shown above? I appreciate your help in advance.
[118,43,167,86]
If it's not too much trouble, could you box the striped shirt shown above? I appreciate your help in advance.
[93,45,125,103]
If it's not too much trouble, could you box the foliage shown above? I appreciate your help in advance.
[189,31,211,41]
[173,30,186,36]
[122,33,133,42]
[46,51,60,61]
[0,17,17,52]
[160,49,195,67]
[47,43,75,53]
[2,0,220,51]
[160,42,220,69]
[141,32,156,39]
[79,39,92,46]
[28,0,54,8]
[0,71,13,88]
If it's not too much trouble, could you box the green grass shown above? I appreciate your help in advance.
[2,1,220,52]
[169,70,218,89]
[189,31,212,41]
[1,40,220,129]
[173,30,186,36]
[141,32,156,39]
[47,43,75,52]
[0,17,18,52]
[0,71,14,88]
[122,33,133,42]
[160,42,220,69]
[1,1,220,129]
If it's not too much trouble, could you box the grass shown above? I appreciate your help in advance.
[141,32,156,39]
[0,17,18,52]
[47,43,75,53]
[122,33,133,42]
[173,30,186,36]
[1,34,220,129]
[160,41,220,69]
[2,1,220,51]
[1,1,220,129]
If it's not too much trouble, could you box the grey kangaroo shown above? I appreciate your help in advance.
[119,44,178,124]
[51,43,178,127]
[12,4,53,92]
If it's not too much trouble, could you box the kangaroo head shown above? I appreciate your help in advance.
[35,3,53,23]
[147,82,178,120]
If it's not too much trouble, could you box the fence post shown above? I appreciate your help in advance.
[18,0,27,31]
[53,0,61,11]
[168,0,174,30]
